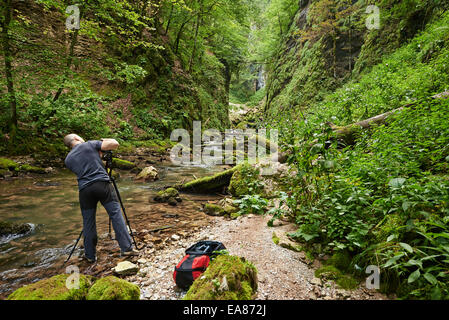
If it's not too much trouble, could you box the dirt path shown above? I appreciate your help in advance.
[127,214,387,300]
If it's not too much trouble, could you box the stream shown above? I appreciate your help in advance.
[0,157,228,297]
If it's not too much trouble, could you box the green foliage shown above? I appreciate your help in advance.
[272,11,449,299]
[233,194,268,216]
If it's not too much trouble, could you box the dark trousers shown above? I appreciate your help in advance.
[79,180,132,260]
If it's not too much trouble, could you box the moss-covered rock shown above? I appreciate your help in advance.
[19,164,46,174]
[86,276,140,300]
[228,163,262,198]
[112,158,136,170]
[315,265,359,290]
[324,251,352,273]
[180,166,240,194]
[184,255,258,300]
[0,221,32,236]
[154,188,179,203]
[203,203,226,216]
[7,274,93,300]
[0,157,19,170]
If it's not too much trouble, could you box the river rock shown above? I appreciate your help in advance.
[135,166,159,182]
[113,261,139,276]
[0,221,32,237]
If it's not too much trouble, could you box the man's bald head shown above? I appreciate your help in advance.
[64,134,85,148]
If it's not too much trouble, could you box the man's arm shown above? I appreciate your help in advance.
[100,139,120,151]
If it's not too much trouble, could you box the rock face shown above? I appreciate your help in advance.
[0,221,32,237]
[113,261,139,276]
[86,276,140,300]
[135,166,159,182]
[7,274,93,300]
[184,255,258,300]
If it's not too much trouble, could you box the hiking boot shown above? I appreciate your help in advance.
[81,255,97,264]
[120,248,139,257]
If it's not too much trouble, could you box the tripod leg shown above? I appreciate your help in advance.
[110,177,139,250]
[64,230,83,264]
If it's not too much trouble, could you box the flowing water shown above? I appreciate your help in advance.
[0,160,227,297]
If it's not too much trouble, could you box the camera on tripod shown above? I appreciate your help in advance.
[102,150,113,163]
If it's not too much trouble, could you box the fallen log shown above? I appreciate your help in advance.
[177,165,240,194]
[327,91,449,146]
[277,91,449,162]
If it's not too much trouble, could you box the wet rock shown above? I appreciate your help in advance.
[0,221,32,237]
[113,261,139,276]
[135,167,159,182]
[154,188,179,203]
[203,203,226,217]
[167,197,178,206]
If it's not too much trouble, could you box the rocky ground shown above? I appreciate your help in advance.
[124,213,387,300]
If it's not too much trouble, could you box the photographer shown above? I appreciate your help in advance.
[64,134,138,263]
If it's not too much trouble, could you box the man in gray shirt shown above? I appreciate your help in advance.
[64,134,137,263]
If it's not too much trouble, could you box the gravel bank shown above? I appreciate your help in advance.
[124,214,387,300]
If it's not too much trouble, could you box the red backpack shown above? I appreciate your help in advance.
[173,241,226,290]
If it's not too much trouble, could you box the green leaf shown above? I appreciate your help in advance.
[386,234,396,242]
[399,242,414,253]
[408,269,421,283]
[389,178,406,188]
[423,273,438,285]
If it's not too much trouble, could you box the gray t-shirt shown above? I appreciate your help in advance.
[65,140,110,191]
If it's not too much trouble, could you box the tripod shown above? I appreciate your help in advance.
[64,151,139,264]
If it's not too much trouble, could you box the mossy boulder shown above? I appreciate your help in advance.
[324,251,352,273]
[184,255,258,300]
[112,158,136,170]
[180,166,240,194]
[154,188,179,203]
[0,221,32,237]
[0,157,19,170]
[19,164,46,174]
[86,276,140,300]
[315,265,359,290]
[228,163,262,198]
[0,158,46,174]
[7,274,93,300]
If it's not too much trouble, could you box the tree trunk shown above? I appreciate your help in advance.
[1,0,18,134]
[188,7,202,73]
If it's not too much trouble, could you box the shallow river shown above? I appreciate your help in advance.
[0,161,225,297]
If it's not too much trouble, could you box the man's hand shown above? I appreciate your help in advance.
[100,139,120,151]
